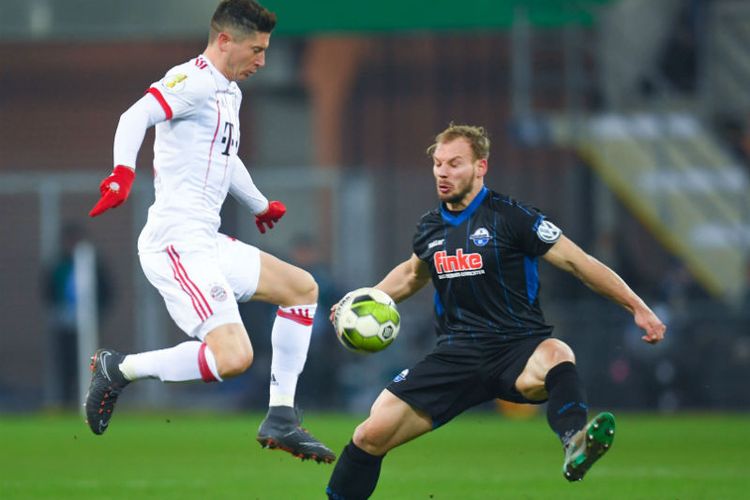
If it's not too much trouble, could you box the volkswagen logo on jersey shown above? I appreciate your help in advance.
[470,227,491,246]
[536,219,562,244]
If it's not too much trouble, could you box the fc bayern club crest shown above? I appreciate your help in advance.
[470,227,491,246]
[210,284,228,302]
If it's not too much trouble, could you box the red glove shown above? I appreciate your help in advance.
[255,200,286,234]
[89,165,135,217]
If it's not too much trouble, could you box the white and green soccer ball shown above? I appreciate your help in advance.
[333,287,400,354]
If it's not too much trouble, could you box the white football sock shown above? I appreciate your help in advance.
[119,341,222,383]
[269,304,315,407]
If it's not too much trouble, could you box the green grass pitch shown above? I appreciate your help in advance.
[1,412,748,499]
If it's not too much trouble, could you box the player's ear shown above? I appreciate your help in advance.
[476,159,488,178]
[216,31,233,51]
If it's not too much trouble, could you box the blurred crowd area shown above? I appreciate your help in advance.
[1,0,749,413]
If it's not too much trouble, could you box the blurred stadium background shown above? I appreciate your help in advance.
[1,0,749,428]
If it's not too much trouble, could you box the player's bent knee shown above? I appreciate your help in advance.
[515,339,575,400]
[352,420,388,456]
[205,323,254,378]
[216,349,253,378]
[276,268,318,307]
[530,338,575,370]
[543,338,575,366]
[295,270,318,305]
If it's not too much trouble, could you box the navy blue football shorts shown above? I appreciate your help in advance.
[386,335,548,428]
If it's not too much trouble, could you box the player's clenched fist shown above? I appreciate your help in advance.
[255,200,286,234]
[89,165,135,217]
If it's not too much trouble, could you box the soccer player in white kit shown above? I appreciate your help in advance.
[84,0,335,464]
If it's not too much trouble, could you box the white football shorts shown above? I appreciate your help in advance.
[139,234,261,341]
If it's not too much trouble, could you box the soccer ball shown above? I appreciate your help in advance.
[333,287,400,354]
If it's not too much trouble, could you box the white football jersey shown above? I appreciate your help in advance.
[137,55,245,254]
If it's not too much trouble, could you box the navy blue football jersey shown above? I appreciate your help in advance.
[412,187,562,342]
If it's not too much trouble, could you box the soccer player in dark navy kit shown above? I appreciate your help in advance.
[326,124,666,499]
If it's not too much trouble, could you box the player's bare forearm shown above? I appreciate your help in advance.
[376,254,430,303]
[328,255,428,324]
[580,260,666,343]
[544,237,633,309]
[544,236,666,343]
[572,254,643,313]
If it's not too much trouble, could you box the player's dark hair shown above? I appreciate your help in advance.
[210,0,277,40]
[427,123,491,161]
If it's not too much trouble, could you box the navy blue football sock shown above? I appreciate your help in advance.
[326,441,384,500]
[545,361,588,445]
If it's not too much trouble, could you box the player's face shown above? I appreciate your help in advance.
[225,31,270,81]
[432,138,486,208]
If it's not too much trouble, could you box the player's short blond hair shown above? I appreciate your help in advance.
[209,0,277,41]
[427,123,491,161]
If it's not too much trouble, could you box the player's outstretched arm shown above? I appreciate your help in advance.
[543,235,666,344]
[89,94,166,217]
[375,253,431,304]
[329,254,430,323]
[227,157,286,234]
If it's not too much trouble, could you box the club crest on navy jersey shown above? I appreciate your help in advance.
[470,227,491,247]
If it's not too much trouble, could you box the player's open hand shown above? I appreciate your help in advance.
[634,307,666,344]
[89,165,135,217]
[255,200,286,234]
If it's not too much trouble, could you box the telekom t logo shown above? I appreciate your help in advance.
[433,249,483,274]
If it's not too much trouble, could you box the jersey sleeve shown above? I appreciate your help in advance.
[146,66,211,121]
[228,156,269,215]
[411,213,436,262]
[505,201,562,256]
[113,93,167,169]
